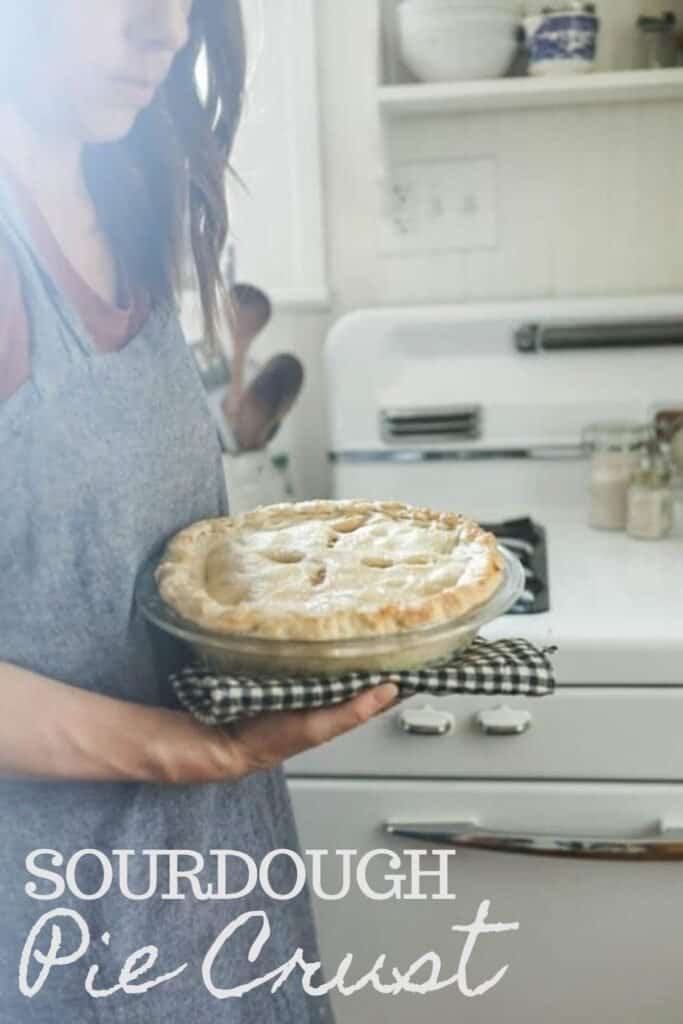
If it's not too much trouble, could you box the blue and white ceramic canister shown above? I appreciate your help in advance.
[524,3,600,76]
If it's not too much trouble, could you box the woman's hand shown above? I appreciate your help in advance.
[146,684,400,785]
[0,660,399,785]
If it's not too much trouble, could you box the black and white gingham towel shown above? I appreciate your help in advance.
[170,637,556,726]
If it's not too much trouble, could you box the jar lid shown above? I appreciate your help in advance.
[637,12,676,32]
[583,420,652,452]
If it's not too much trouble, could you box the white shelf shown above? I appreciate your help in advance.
[379,68,683,117]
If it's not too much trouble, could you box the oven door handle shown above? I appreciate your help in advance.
[384,821,683,862]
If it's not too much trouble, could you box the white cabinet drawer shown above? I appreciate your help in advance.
[288,779,683,1024]
[287,687,683,781]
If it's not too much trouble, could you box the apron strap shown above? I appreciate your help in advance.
[0,173,93,397]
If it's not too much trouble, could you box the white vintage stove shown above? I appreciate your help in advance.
[286,295,683,1024]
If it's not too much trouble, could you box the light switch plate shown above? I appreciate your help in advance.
[380,157,498,255]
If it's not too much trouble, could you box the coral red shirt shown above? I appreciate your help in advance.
[0,165,149,401]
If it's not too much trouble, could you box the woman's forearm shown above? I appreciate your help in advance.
[0,660,399,786]
[0,660,181,783]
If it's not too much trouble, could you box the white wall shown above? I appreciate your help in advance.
[232,0,683,499]
[228,0,328,307]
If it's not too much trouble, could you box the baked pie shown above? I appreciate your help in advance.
[155,500,504,644]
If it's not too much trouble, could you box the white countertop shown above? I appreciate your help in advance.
[485,516,683,685]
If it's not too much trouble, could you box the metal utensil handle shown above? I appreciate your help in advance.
[384,821,683,862]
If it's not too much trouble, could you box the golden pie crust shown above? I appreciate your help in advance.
[154,500,504,642]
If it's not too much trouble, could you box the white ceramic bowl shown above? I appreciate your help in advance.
[398,6,519,82]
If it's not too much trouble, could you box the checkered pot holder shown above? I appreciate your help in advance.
[170,637,556,726]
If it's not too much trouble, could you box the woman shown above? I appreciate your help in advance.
[0,2,398,1021]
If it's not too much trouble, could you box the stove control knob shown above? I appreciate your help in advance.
[476,706,532,737]
[399,705,455,737]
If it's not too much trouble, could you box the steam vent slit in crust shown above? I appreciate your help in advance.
[154,500,504,642]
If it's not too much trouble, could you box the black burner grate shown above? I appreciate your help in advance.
[480,517,550,615]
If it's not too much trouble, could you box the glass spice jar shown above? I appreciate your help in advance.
[627,442,674,541]
[672,426,683,535]
[654,409,683,536]
[635,11,678,70]
[583,421,651,531]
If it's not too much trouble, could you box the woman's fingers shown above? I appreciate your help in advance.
[228,683,400,774]
[151,685,401,784]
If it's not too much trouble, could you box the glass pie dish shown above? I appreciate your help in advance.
[136,544,524,678]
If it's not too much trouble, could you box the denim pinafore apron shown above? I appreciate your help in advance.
[0,176,332,1024]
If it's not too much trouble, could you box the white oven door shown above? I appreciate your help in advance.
[288,779,683,1024]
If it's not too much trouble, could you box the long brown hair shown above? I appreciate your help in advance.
[83,0,246,345]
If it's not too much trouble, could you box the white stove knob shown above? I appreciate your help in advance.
[476,706,532,737]
[399,705,455,737]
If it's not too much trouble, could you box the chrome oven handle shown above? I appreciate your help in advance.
[384,821,683,862]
